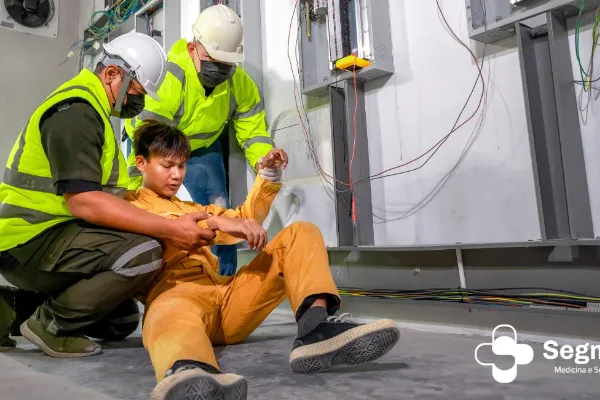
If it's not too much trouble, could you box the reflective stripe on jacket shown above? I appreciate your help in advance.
[0,69,128,251]
[124,38,274,190]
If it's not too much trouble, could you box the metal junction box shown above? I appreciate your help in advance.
[298,0,394,96]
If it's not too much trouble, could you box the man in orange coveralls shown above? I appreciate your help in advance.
[127,120,401,400]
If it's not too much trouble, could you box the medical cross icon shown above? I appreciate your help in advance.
[474,324,534,383]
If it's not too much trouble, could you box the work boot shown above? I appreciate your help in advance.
[0,286,17,352]
[151,360,247,400]
[290,312,400,373]
[20,310,102,358]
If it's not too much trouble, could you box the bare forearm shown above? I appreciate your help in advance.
[65,191,173,240]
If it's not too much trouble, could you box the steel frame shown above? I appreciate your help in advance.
[517,11,594,240]
[466,0,600,44]
[329,79,375,246]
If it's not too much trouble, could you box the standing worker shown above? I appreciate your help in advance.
[125,4,288,276]
[0,32,216,357]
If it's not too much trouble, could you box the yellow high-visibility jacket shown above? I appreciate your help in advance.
[0,69,128,251]
[124,39,274,190]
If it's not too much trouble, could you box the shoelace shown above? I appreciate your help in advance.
[326,313,355,323]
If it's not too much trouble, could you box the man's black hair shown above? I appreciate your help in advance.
[133,120,191,161]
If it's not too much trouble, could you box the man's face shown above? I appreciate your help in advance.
[136,154,187,198]
[187,41,234,78]
[188,41,214,72]
[100,65,146,110]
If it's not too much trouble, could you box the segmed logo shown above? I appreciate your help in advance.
[475,324,534,383]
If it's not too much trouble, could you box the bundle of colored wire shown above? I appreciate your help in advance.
[337,288,600,310]
[62,0,144,65]
[575,0,600,91]
[87,0,140,44]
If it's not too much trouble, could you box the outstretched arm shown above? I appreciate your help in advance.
[189,150,287,248]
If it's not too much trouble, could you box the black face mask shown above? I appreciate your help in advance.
[118,93,145,119]
[110,76,145,119]
[198,61,233,88]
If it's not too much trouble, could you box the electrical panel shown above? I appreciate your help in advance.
[466,0,600,43]
[135,0,165,46]
[298,0,394,96]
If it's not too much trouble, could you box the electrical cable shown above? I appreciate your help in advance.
[337,287,600,309]
[64,0,145,67]
[287,0,486,194]
[366,0,490,221]
[346,0,489,222]
[352,0,487,188]
[290,2,357,217]
[292,15,353,214]
[287,0,488,223]
[576,6,600,124]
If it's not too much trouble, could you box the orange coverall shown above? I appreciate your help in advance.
[126,176,340,381]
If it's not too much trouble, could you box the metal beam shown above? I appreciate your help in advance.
[548,11,594,239]
[227,0,265,209]
[467,0,600,44]
[329,79,374,246]
[327,245,600,296]
[516,22,569,240]
[516,12,593,241]
[329,85,354,246]
[163,0,181,51]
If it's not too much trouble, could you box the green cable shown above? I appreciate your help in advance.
[576,0,587,85]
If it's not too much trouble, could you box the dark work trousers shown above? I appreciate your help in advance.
[183,139,238,276]
[0,220,163,336]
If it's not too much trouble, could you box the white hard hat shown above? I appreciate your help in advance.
[102,32,167,100]
[192,5,244,64]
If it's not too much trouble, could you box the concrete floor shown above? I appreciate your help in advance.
[2,309,600,400]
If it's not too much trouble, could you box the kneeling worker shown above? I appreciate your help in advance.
[0,33,216,357]
[127,121,400,400]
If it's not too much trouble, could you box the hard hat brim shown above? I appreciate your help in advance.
[205,47,244,64]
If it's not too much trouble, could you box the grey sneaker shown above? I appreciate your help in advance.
[290,313,400,373]
[20,311,102,358]
[151,361,247,400]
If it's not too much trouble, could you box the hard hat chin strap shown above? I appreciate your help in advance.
[113,75,131,113]
[100,53,136,113]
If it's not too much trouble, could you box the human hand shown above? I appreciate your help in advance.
[258,149,288,170]
[169,212,216,250]
[256,149,288,182]
[209,216,268,250]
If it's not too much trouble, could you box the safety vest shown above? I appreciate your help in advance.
[0,69,129,252]
[124,38,274,190]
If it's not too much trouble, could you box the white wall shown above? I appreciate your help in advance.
[261,0,544,246]
[364,0,541,246]
[0,1,85,171]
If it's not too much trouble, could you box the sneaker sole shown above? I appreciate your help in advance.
[151,369,248,400]
[19,321,102,358]
[289,319,400,373]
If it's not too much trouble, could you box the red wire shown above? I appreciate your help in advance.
[350,64,358,223]
[287,0,485,190]
[352,6,486,187]
[288,0,346,186]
